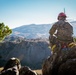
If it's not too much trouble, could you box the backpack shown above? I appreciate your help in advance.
[55,22,73,41]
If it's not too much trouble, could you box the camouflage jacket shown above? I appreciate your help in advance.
[49,20,73,41]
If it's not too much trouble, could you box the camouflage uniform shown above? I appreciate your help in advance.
[49,20,73,52]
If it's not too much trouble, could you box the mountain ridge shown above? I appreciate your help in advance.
[9,21,76,39]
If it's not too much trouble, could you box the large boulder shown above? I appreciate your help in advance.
[42,43,76,75]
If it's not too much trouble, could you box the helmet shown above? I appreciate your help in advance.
[58,12,67,20]
[58,12,67,17]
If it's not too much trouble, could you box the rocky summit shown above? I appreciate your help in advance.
[42,43,76,75]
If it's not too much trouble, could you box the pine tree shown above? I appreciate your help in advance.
[0,23,12,42]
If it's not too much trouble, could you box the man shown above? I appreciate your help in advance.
[49,12,73,53]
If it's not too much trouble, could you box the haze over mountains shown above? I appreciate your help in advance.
[11,24,50,39]
[10,21,76,39]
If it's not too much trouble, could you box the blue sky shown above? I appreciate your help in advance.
[0,0,76,28]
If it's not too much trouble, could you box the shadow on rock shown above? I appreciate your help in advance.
[42,43,76,75]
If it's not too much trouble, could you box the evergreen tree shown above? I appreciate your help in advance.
[0,23,12,42]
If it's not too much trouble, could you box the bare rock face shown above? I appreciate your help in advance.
[42,45,76,75]
[0,39,51,69]
[58,59,76,75]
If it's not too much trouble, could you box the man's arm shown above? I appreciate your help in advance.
[49,23,57,36]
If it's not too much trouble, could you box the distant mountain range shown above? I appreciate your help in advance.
[0,39,51,69]
[70,21,76,36]
[11,24,51,39]
[10,21,76,39]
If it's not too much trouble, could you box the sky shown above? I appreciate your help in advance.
[0,0,76,29]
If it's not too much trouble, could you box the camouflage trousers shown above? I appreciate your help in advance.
[49,35,73,46]
[49,35,74,53]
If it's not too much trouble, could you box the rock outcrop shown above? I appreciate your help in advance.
[0,39,51,69]
[42,43,76,75]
